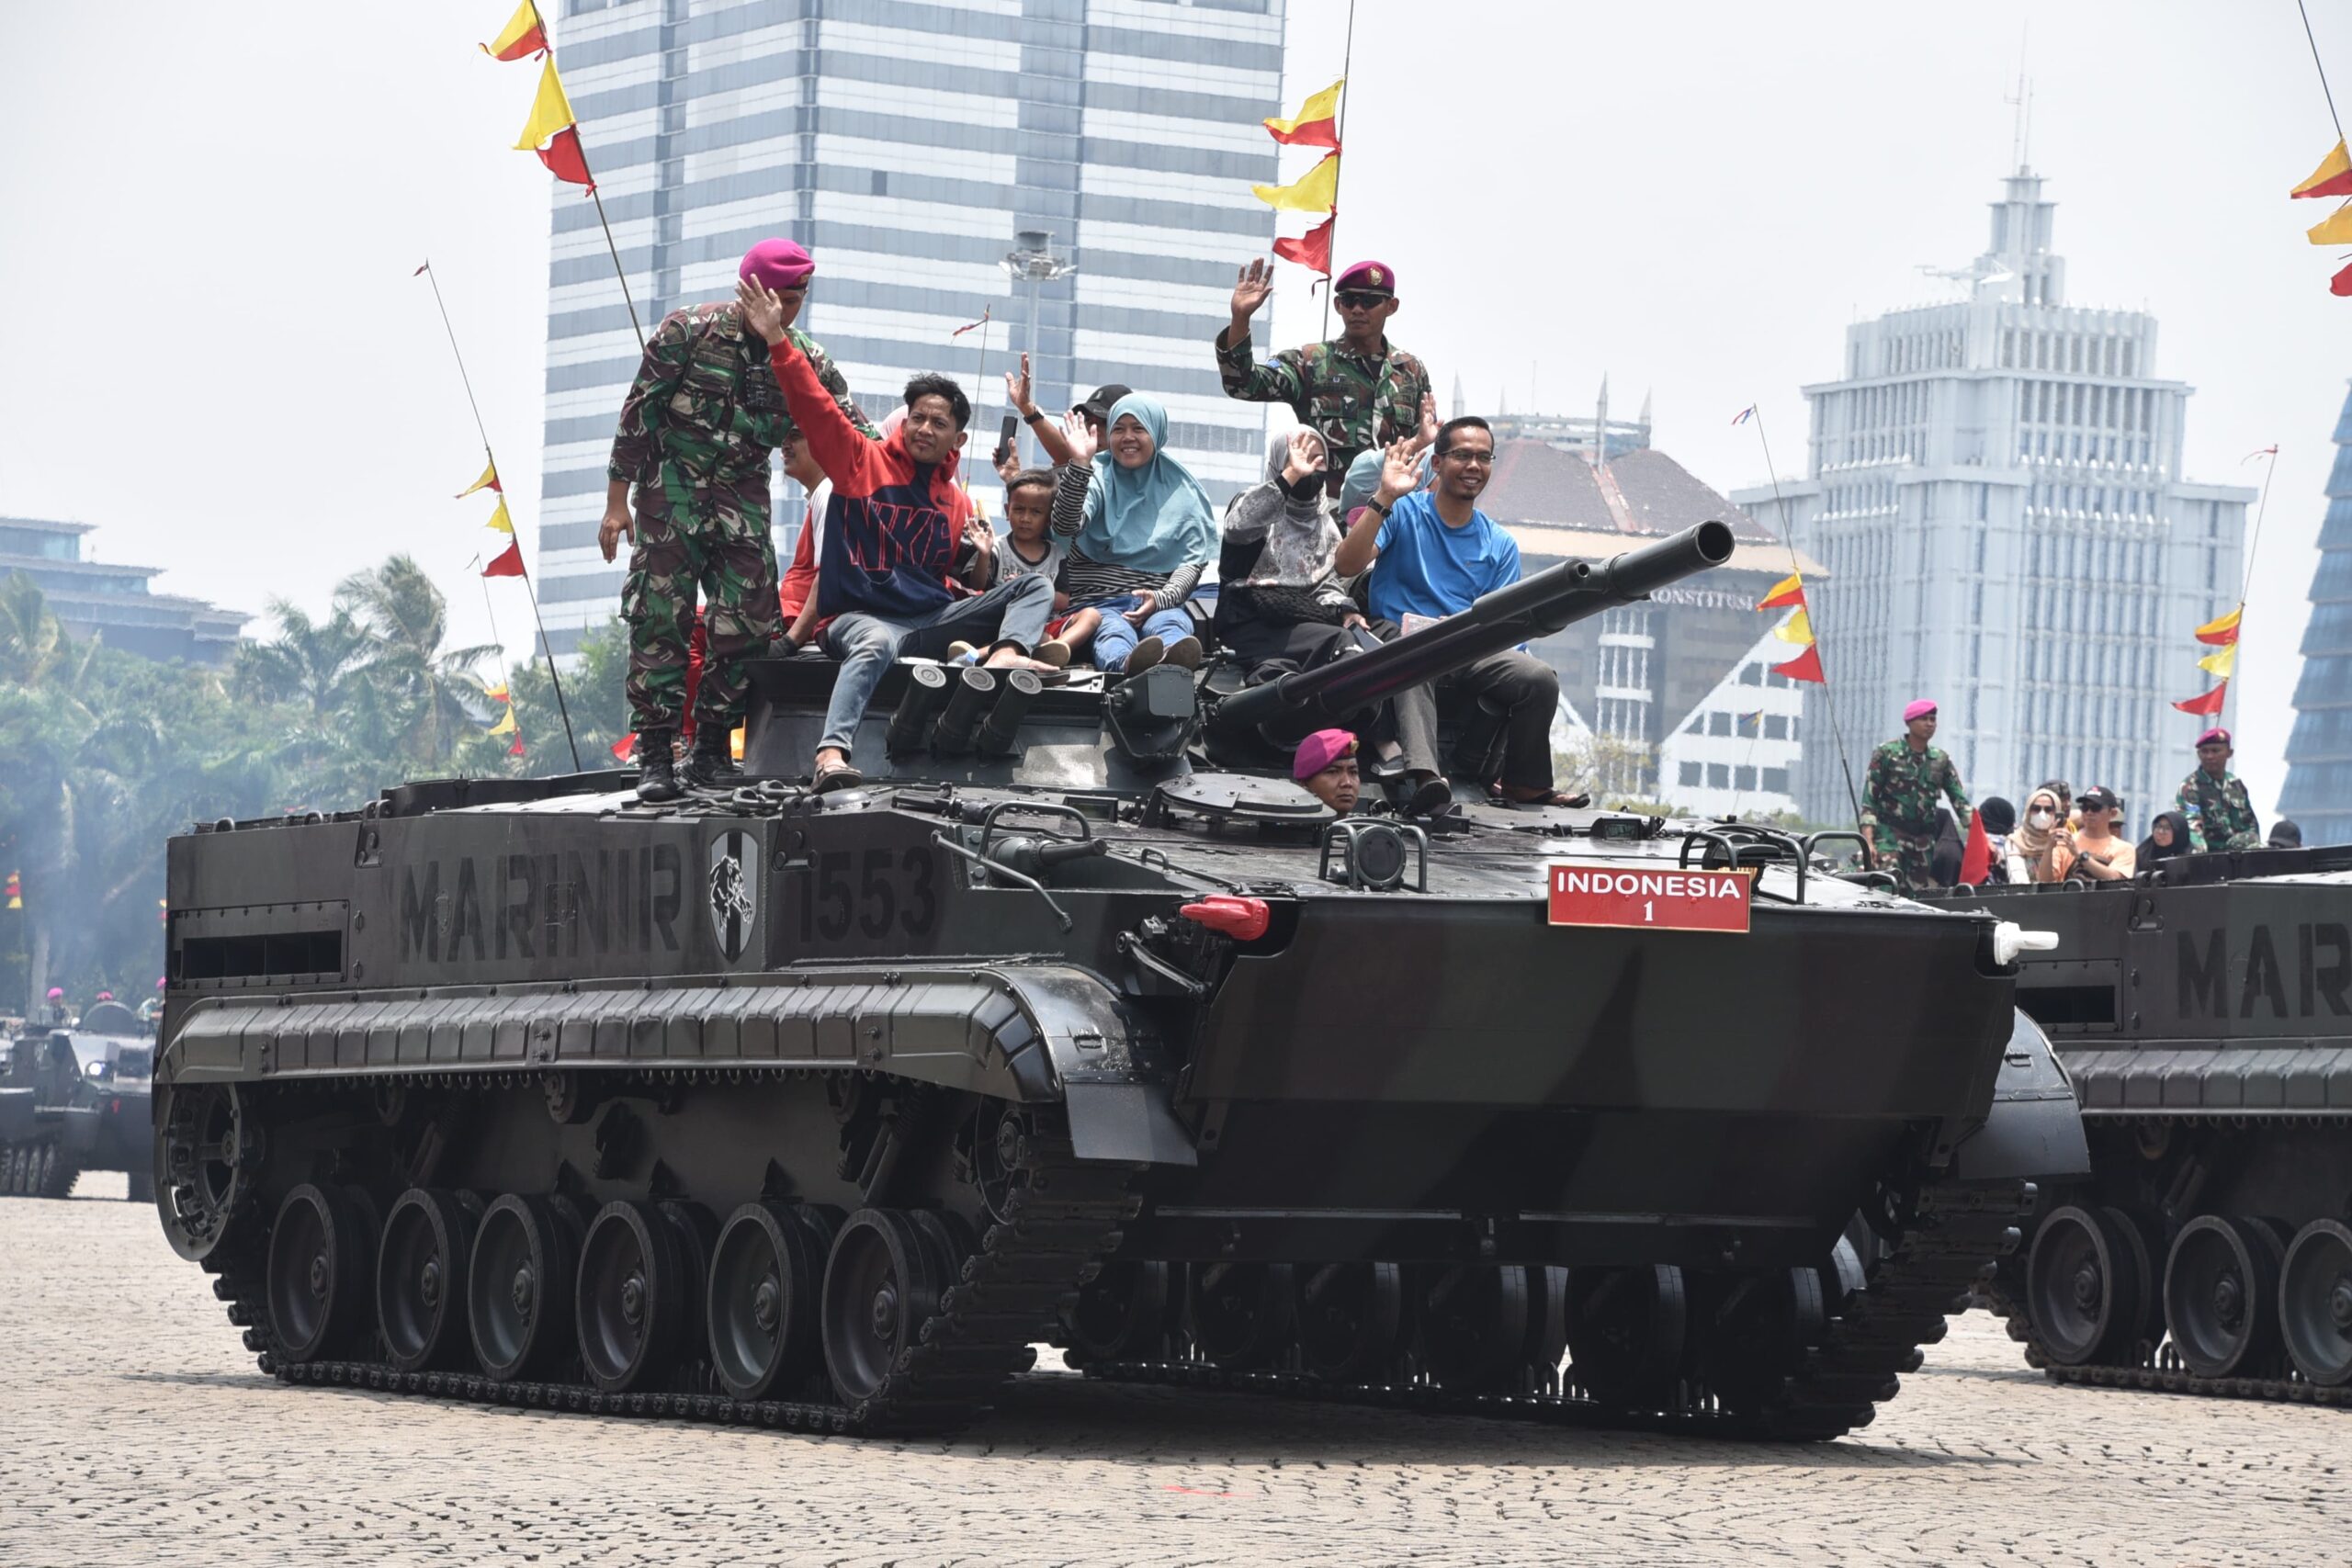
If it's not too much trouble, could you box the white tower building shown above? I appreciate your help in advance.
[1732,166,2252,825]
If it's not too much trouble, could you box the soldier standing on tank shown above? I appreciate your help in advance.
[600,238,874,802]
[1863,699,1972,889]
[2175,727,2262,852]
[1216,258,1433,497]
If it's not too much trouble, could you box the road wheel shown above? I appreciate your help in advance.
[266,1184,378,1364]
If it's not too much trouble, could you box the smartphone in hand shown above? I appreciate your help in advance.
[992,412,1021,467]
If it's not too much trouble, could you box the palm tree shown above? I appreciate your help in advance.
[335,557,500,765]
[234,601,372,720]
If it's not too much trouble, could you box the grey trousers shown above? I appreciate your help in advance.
[1393,649,1560,790]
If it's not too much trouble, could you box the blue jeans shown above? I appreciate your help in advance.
[817,574,1053,754]
[1086,594,1194,672]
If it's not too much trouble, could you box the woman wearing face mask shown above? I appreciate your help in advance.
[2138,810,2192,867]
[1052,394,1219,674]
[2007,787,2078,884]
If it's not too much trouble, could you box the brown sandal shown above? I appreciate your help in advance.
[812,761,865,794]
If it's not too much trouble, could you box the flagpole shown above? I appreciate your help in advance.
[1748,407,1870,845]
[529,0,645,351]
[967,310,993,495]
[416,261,584,773]
[2300,0,2346,145]
[1317,0,1359,346]
[2229,445,2280,735]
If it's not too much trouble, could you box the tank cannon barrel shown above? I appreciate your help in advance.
[1215,520,1736,733]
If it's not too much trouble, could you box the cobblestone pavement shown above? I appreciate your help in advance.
[4,1180,2344,1568]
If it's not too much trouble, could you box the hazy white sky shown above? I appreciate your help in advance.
[2,1,2344,812]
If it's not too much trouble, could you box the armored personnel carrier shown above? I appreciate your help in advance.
[153,522,2075,1440]
[2,999,155,1201]
[1925,850,2352,1404]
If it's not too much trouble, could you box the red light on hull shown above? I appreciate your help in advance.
[1178,897,1271,942]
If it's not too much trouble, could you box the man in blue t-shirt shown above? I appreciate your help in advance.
[1333,416,1577,807]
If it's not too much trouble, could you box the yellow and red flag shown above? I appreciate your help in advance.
[2198,642,2238,679]
[2308,201,2352,246]
[484,683,511,705]
[2172,681,2229,716]
[1757,571,1806,611]
[2294,139,2352,199]
[488,705,517,737]
[2194,607,2242,646]
[484,538,526,578]
[1251,152,1339,214]
[5,870,19,910]
[481,0,548,62]
[1265,79,1342,149]
[1272,214,1334,276]
[1771,609,1815,645]
[458,460,500,499]
[485,499,515,536]
[514,57,594,193]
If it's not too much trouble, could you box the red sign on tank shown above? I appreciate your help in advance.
[1546,864,1753,933]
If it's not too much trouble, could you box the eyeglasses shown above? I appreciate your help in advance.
[1440,447,1495,465]
[1335,291,1392,309]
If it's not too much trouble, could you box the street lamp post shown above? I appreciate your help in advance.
[1001,229,1077,467]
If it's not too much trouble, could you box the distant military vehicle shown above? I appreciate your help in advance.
[1925,848,2352,1406]
[2,999,155,1201]
[151,523,2075,1440]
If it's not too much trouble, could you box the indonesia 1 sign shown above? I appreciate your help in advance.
[1547,864,1753,933]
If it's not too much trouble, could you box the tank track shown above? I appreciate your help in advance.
[1984,1291,2352,1409]
[1069,1179,2033,1443]
[1983,1109,2352,1410]
[199,1088,1141,1437]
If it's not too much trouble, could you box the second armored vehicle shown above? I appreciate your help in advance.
[1928,848,2352,1404]
[151,523,2074,1439]
[2,999,155,1201]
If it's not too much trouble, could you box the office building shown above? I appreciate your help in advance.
[1731,165,2253,826]
[0,517,245,668]
[536,0,1284,654]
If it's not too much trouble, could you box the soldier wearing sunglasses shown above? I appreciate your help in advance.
[1216,256,1434,497]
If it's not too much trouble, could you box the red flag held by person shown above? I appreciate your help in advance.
[1958,810,1992,886]
[1272,214,1334,276]
[612,733,636,761]
[483,538,526,577]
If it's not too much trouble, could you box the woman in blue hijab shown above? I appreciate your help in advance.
[1050,393,1219,672]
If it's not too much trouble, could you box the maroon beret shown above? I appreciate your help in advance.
[1334,260,1394,295]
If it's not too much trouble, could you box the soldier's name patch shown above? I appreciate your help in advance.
[1547,865,1753,933]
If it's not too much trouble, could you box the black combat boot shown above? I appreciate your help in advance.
[683,722,743,789]
[635,730,682,803]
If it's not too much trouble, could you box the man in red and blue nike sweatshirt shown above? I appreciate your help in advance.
[741,276,1057,791]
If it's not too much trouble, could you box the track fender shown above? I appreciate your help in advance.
[155,964,1195,1167]
[0,1086,31,1144]
[993,966,1196,1168]
[1948,1010,2091,1185]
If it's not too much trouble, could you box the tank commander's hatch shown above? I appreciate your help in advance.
[1145,772,1330,833]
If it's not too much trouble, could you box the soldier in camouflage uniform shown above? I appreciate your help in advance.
[601,238,873,801]
[1216,257,1433,497]
[2174,726,2263,852]
[1864,699,1973,890]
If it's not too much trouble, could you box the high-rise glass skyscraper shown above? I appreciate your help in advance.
[1731,167,2252,825]
[2278,381,2352,845]
[535,0,1283,654]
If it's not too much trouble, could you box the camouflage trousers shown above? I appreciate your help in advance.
[1874,828,1941,891]
[623,467,780,735]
